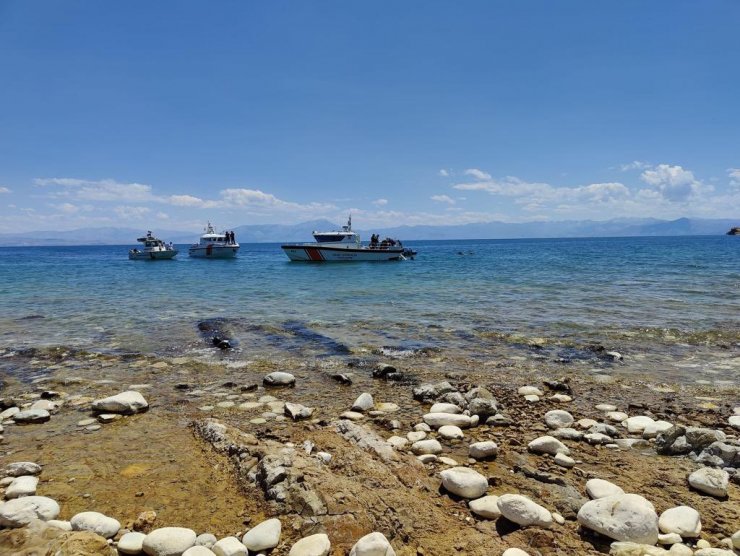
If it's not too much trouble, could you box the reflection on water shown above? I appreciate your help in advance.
[1,236,738,383]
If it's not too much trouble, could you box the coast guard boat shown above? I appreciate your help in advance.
[128,231,178,260]
[188,223,239,258]
[281,216,415,262]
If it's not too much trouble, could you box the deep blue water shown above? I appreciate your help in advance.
[0,236,738,366]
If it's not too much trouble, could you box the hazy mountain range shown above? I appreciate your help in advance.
[0,217,736,246]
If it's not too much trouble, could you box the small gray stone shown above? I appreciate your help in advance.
[263,372,296,387]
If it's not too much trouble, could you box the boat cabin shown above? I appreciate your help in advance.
[311,217,361,245]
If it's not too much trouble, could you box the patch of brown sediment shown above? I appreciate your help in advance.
[0,408,253,537]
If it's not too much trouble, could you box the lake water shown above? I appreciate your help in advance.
[1,236,738,384]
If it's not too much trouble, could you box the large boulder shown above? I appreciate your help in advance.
[496,494,553,528]
[92,391,148,414]
[577,494,659,544]
[440,467,488,499]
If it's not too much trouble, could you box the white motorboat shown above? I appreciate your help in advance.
[188,223,239,258]
[128,231,178,260]
[281,216,414,262]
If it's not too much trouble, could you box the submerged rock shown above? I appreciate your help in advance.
[91,391,148,414]
[263,372,296,387]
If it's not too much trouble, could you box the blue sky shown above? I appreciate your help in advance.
[1,1,738,232]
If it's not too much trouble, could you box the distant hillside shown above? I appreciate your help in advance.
[0,217,736,246]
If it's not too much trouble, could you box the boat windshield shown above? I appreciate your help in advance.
[314,233,355,242]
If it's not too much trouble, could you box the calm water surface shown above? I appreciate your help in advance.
[1,236,738,382]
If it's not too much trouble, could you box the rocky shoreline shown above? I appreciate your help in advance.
[0,345,738,555]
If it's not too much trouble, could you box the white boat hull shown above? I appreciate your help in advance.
[188,245,239,258]
[128,249,178,260]
[281,245,405,262]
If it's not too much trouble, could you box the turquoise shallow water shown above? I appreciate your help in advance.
[1,236,738,381]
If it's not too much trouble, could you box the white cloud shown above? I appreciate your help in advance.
[639,164,704,201]
[54,203,80,214]
[156,212,170,220]
[438,169,450,177]
[35,178,154,202]
[114,206,151,220]
[464,168,492,180]
[431,194,455,205]
[619,160,650,171]
[372,198,388,206]
[0,187,10,193]
[728,168,740,187]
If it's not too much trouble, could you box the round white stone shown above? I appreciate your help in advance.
[577,418,599,429]
[577,493,658,544]
[544,410,574,429]
[729,415,740,430]
[554,453,575,468]
[518,386,543,396]
[119,532,148,554]
[528,435,569,455]
[0,496,60,527]
[263,372,296,386]
[182,548,216,556]
[468,495,501,519]
[13,409,51,423]
[242,518,281,552]
[46,519,72,531]
[429,403,462,414]
[658,532,683,545]
[502,550,530,556]
[607,411,629,422]
[423,412,472,428]
[688,467,729,498]
[586,479,625,499]
[523,394,540,402]
[5,475,39,498]
[211,536,247,556]
[659,506,701,538]
[731,529,740,549]
[387,436,408,449]
[406,431,426,442]
[92,391,148,414]
[4,462,42,476]
[349,531,395,556]
[438,425,464,440]
[289,533,331,556]
[468,441,498,460]
[70,511,121,538]
[411,439,442,455]
[143,527,197,556]
[625,415,655,434]
[195,533,218,548]
[440,466,488,499]
[496,494,552,528]
[352,393,374,412]
[596,404,618,412]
